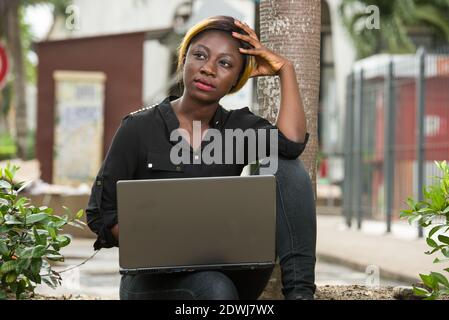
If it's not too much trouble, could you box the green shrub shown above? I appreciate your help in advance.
[0,162,85,299]
[401,160,449,300]
[0,134,16,161]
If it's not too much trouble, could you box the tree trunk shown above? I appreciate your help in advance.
[258,0,321,298]
[258,0,321,186]
[5,0,28,159]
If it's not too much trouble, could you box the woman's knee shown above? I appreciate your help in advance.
[189,271,239,300]
[275,158,312,190]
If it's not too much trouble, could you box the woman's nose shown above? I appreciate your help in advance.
[200,61,216,76]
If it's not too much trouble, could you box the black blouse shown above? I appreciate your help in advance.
[86,95,309,250]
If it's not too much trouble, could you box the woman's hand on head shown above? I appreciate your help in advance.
[232,19,290,78]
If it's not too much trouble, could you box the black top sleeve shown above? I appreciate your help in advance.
[236,107,309,160]
[86,115,139,250]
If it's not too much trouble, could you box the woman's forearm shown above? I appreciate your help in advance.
[275,61,307,143]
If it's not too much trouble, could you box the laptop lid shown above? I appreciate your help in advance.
[117,175,276,274]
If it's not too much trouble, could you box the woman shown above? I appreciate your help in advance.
[86,16,316,300]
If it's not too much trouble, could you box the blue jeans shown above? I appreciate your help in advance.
[120,157,317,300]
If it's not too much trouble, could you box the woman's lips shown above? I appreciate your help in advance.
[194,80,215,92]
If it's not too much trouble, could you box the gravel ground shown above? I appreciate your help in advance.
[315,285,395,300]
[7,285,445,300]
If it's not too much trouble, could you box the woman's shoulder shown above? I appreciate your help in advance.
[123,102,160,121]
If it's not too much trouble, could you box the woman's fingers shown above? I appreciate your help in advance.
[232,32,260,48]
[238,47,260,55]
[234,19,259,41]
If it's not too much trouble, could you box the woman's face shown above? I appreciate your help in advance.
[183,30,244,103]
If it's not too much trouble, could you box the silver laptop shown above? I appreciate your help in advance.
[116,175,276,274]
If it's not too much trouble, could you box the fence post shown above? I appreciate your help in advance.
[416,47,426,238]
[344,72,355,228]
[354,69,364,230]
[384,61,395,233]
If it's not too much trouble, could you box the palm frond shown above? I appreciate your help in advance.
[414,4,449,41]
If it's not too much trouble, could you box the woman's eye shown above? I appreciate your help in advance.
[194,52,206,59]
[220,61,232,68]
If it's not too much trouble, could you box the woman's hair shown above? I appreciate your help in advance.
[176,15,255,95]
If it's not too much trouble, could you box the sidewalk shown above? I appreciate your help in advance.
[316,215,447,284]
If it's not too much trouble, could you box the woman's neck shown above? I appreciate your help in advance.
[172,94,219,126]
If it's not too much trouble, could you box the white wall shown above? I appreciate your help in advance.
[324,0,357,183]
[48,0,185,40]
[326,0,356,152]
[143,40,172,104]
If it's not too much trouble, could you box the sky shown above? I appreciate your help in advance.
[23,4,54,64]
[24,4,54,41]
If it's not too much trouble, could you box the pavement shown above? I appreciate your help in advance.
[316,215,448,284]
[35,214,444,299]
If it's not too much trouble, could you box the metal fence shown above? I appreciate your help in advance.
[343,47,449,236]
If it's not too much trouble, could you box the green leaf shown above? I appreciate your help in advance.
[0,180,11,189]
[42,277,57,289]
[6,272,17,284]
[0,260,17,274]
[410,214,423,225]
[425,246,442,255]
[438,235,449,245]
[45,254,64,262]
[33,227,46,246]
[429,225,443,238]
[4,215,22,225]
[24,270,41,284]
[4,168,13,181]
[56,235,70,248]
[31,245,46,258]
[423,294,438,300]
[69,220,86,228]
[0,240,8,256]
[16,279,27,298]
[53,220,65,229]
[413,286,430,296]
[45,249,64,262]
[406,197,416,209]
[399,210,413,219]
[75,209,84,220]
[431,272,449,288]
[20,247,33,259]
[426,237,438,248]
[432,257,449,264]
[442,248,449,258]
[14,197,28,209]
[25,213,49,225]
[16,258,31,274]
[420,273,438,290]
[439,289,449,296]
[48,227,56,239]
[38,207,53,214]
[30,258,42,275]
[51,242,60,251]
[418,207,434,214]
